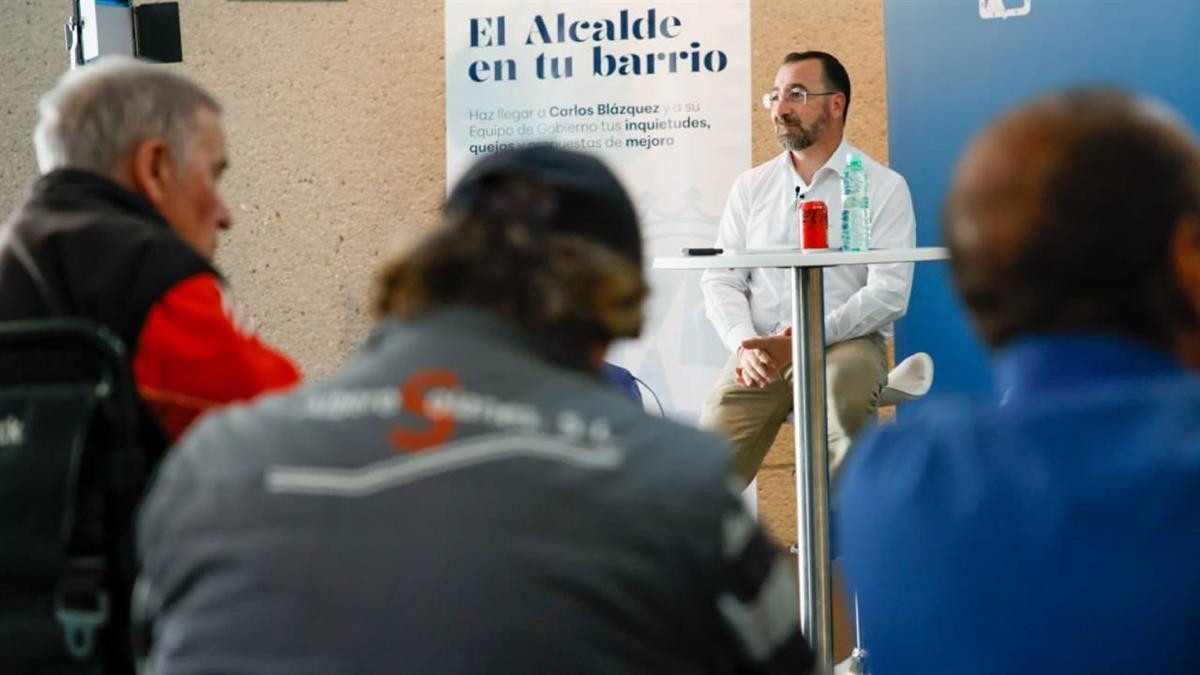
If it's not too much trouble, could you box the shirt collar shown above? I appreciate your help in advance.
[823,137,852,177]
[993,333,1188,399]
[782,137,852,192]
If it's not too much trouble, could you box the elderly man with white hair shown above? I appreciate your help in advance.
[0,57,299,673]
[1,56,300,447]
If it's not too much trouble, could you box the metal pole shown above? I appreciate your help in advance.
[791,265,833,673]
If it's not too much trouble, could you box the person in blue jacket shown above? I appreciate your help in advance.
[836,88,1200,674]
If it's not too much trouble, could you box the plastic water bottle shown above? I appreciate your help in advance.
[841,154,871,251]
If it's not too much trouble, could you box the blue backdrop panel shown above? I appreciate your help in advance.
[885,0,1200,394]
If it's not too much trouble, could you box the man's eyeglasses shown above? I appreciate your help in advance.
[762,87,839,109]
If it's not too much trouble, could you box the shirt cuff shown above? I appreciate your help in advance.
[723,323,759,353]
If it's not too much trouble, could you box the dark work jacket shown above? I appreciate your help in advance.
[1,170,302,447]
[0,169,215,351]
[0,168,219,462]
[139,309,814,675]
[0,170,214,674]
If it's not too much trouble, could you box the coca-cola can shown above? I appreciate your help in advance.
[799,200,829,249]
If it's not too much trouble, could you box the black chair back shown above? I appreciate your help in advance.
[0,320,143,674]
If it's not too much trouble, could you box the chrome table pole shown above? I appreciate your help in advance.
[791,265,833,674]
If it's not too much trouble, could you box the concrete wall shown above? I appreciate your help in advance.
[0,0,888,542]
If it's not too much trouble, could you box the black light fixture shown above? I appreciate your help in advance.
[64,1,183,68]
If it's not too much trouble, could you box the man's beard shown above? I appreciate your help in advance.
[775,106,830,152]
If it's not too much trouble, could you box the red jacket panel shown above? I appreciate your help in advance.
[133,273,301,441]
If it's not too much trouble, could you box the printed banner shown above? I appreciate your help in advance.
[445,0,751,420]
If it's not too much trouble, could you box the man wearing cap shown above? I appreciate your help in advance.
[700,51,916,484]
[137,145,814,674]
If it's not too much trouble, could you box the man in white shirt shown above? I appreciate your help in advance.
[700,51,916,485]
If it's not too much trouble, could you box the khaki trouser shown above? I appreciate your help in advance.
[699,333,888,486]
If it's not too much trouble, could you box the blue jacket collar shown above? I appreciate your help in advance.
[994,333,1187,399]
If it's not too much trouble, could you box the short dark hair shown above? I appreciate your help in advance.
[946,89,1200,350]
[783,51,851,121]
[372,145,647,362]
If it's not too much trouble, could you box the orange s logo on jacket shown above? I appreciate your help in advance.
[390,369,460,452]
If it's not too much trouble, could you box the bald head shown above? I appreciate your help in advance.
[945,89,1200,354]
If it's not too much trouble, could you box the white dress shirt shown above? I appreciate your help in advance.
[701,139,916,351]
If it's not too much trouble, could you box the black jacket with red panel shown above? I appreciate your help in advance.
[0,168,299,673]
[0,168,301,450]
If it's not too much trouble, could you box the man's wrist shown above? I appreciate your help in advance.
[725,323,758,353]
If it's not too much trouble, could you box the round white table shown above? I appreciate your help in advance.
[654,246,950,674]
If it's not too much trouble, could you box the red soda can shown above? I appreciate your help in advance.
[799,200,829,249]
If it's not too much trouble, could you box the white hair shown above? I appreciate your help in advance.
[33,56,220,176]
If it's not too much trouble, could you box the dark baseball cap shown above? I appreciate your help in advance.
[444,144,643,265]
